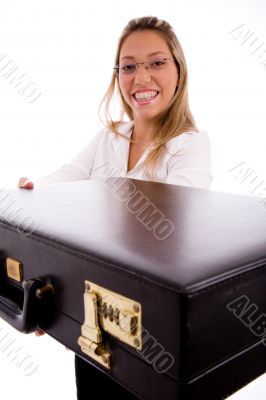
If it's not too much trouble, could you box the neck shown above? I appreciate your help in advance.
[132,120,154,145]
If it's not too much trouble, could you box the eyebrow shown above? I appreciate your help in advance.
[121,51,168,60]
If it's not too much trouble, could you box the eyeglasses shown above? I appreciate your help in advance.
[113,58,175,75]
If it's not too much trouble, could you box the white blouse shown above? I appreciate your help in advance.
[35,121,213,189]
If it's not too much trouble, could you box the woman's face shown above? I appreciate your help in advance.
[118,29,179,124]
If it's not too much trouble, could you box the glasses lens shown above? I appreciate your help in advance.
[120,63,137,74]
[149,59,168,70]
[117,58,172,74]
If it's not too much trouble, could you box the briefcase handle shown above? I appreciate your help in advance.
[0,278,54,333]
[1,278,51,333]
[0,256,55,333]
[0,252,54,333]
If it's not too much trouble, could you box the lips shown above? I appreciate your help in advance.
[133,90,159,103]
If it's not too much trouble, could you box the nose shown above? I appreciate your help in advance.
[134,63,152,85]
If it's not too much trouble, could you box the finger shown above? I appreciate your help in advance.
[35,329,45,336]
[17,177,34,189]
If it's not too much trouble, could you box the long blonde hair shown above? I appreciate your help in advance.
[99,16,198,179]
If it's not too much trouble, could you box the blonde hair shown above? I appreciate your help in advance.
[99,16,198,179]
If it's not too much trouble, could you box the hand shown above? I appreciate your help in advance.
[17,177,34,189]
[35,329,45,336]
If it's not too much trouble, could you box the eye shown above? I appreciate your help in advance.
[150,59,167,69]
[121,63,137,73]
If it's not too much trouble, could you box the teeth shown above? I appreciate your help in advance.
[134,91,158,101]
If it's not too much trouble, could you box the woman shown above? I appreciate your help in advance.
[18,16,212,399]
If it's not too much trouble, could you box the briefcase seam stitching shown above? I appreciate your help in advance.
[3,226,176,293]
[1,222,265,295]
[187,260,266,296]
[24,234,266,295]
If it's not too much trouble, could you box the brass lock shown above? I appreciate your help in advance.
[78,281,142,369]
[6,257,23,282]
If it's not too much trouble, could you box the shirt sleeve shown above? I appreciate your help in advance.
[166,131,213,190]
[35,133,100,186]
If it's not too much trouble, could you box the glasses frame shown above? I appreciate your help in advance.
[113,57,176,75]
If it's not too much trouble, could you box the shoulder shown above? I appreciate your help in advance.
[165,130,211,154]
[97,120,133,142]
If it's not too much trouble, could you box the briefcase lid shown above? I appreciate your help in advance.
[0,179,265,292]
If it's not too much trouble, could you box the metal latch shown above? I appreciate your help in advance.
[6,257,23,282]
[78,281,142,369]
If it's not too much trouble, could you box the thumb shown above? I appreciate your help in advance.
[35,329,45,336]
[18,177,34,189]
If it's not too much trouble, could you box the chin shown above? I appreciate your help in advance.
[132,106,161,118]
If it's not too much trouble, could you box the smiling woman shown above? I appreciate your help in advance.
[116,29,180,172]
[18,15,213,399]
[18,16,212,190]
[117,31,179,125]
[99,16,212,181]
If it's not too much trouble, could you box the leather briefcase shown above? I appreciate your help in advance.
[0,178,265,399]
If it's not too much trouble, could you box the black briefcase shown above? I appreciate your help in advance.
[0,179,265,399]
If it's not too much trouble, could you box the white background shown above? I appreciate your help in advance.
[0,0,266,399]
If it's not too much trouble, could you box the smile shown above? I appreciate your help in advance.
[133,90,159,102]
